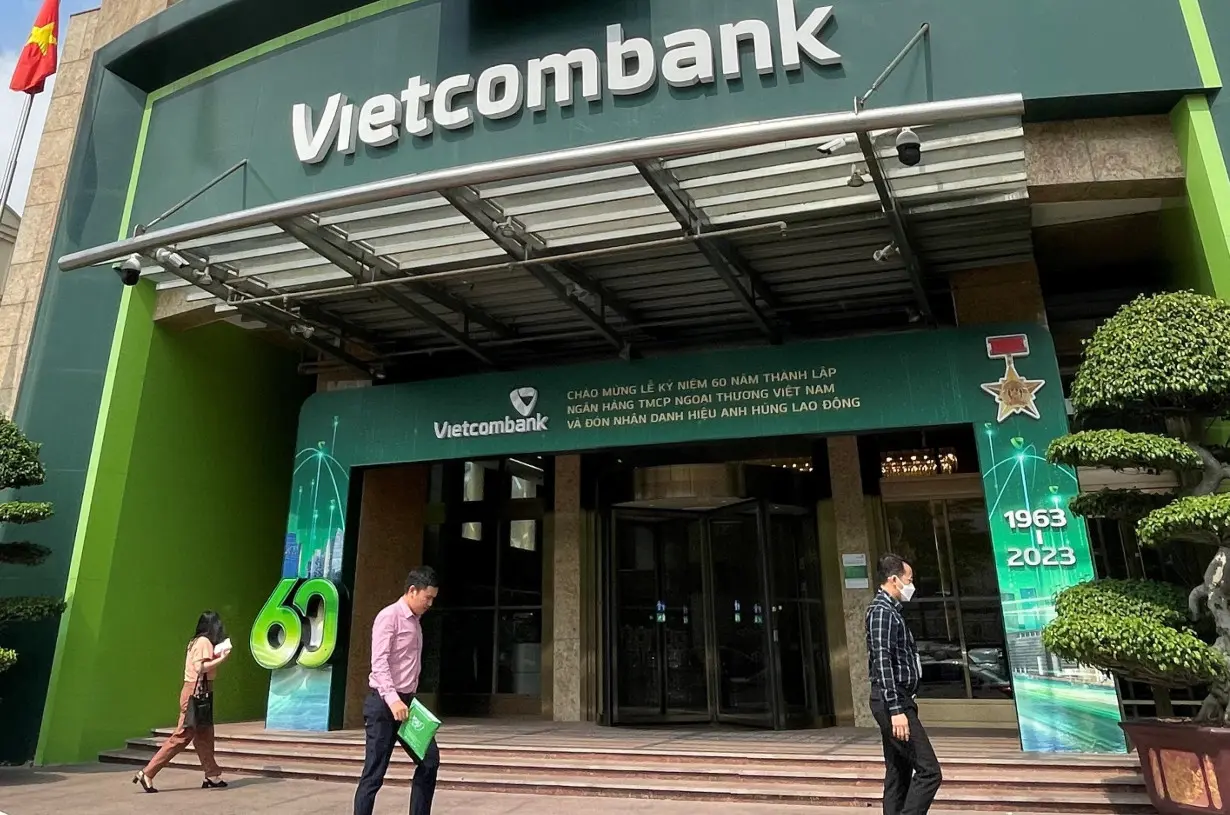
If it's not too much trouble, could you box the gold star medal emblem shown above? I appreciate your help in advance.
[981,359,1045,422]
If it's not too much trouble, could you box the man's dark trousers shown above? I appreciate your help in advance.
[870,699,942,815]
[354,691,440,815]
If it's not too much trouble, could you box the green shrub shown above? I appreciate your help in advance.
[1043,293,1230,720]
[0,417,64,681]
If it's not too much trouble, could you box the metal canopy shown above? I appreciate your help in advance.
[60,95,1030,378]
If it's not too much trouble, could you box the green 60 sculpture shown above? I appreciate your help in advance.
[250,578,345,670]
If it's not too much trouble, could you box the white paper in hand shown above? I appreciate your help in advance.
[215,638,233,655]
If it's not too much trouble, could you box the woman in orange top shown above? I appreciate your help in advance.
[133,611,232,793]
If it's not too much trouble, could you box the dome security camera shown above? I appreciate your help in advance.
[895,127,922,167]
[113,253,143,287]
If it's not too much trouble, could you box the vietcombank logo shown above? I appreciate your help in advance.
[433,387,549,439]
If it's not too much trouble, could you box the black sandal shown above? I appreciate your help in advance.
[202,777,228,789]
[132,771,158,793]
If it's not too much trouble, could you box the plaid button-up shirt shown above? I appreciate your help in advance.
[865,588,920,714]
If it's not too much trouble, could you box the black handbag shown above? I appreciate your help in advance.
[184,672,214,729]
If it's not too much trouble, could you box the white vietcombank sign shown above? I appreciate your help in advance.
[433,387,550,440]
[292,0,841,163]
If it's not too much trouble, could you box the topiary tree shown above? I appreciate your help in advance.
[0,416,64,679]
[1042,291,1230,722]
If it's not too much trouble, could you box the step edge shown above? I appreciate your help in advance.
[95,753,1154,803]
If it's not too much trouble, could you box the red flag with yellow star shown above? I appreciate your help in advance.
[10,0,60,95]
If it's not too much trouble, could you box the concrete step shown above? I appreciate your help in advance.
[146,727,1144,771]
[120,736,1144,792]
[100,745,1154,813]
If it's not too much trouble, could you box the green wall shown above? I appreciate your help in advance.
[34,282,304,765]
[1200,0,1230,160]
[0,71,145,763]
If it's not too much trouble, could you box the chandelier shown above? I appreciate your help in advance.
[881,448,958,479]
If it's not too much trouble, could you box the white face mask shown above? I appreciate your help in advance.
[898,579,916,603]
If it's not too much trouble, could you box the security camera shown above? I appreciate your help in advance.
[112,253,143,287]
[154,247,191,269]
[817,136,849,156]
[895,127,921,167]
[873,242,899,264]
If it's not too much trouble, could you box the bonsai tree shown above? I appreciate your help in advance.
[0,416,64,678]
[1042,291,1230,721]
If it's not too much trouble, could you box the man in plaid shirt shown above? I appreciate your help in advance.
[865,553,942,815]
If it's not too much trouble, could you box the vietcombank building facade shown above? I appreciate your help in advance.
[3,0,1230,766]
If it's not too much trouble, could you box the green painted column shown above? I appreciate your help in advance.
[1170,1,1230,297]
[1170,96,1230,298]
[35,284,158,764]
[35,281,304,764]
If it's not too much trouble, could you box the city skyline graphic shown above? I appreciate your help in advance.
[268,415,349,731]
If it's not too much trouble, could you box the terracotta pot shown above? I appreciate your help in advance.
[1123,720,1230,813]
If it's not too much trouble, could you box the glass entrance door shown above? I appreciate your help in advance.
[611,513,709,723]
[765,505,828,727]
[706,502,774,726]
[882,497,1013,701]
[609,501,827,728]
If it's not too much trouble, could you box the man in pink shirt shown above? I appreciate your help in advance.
[354,566,441,815]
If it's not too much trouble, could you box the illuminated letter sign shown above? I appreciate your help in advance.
[291,2,842,164]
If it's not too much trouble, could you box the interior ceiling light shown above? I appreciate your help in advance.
[847,165,868,188]
[881,448,958,479]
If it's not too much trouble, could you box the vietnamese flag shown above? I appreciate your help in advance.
[10,0,60,95]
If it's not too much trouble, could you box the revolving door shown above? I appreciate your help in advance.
[606,500,829,729]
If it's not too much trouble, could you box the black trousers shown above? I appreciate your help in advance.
[870,699,942,815]
[353,691,440,815]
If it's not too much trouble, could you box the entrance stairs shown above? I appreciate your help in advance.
[99,721,1151,813]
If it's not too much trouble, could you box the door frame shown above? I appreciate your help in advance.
[607,506,713,726]
[703,499,778,728]
[763,502,826,728]
[604,499,819,729]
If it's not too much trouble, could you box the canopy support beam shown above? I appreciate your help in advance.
[149,250,381,378]
[285,215,516,340]
[278,218,497,367]
[440,186,636,354]
[635,159,782,342]
[856,132,935,325]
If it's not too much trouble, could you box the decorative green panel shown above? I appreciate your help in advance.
[263,323,1125,752]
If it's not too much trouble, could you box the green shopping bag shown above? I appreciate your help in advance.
[397,698,441,760]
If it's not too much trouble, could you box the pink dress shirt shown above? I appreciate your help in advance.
[369,598,423,708]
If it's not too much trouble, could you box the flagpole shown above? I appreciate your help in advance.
[0,92,34,217]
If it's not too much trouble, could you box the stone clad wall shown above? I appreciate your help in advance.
[0,10,98,417]
[0,0,175,417]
